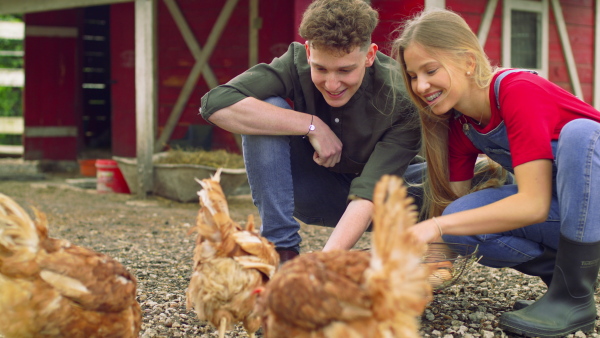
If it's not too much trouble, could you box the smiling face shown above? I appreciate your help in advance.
[403,43,468,116]
[306,42,377,107]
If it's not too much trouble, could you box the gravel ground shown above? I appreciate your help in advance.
[0,173,599,338]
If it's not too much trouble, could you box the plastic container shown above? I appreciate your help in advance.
[95,159,131,193]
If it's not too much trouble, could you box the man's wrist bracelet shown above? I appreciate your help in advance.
[303,114,315,138]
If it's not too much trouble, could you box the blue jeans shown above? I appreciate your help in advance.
[242,97,425,252]
[443,119,600,268]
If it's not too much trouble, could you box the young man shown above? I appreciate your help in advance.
[199,0,422,263]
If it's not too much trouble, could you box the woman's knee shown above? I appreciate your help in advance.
[558,119,600,150]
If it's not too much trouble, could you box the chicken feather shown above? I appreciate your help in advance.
[255,175,433,338]
[186,169,279,338]
[0,193,141,338]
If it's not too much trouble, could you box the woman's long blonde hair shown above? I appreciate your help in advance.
[391,8,508,218]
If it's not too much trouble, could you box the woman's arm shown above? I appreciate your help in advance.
[411,159,553,243]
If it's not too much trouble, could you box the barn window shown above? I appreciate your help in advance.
[511,10,540,68]
[502,0,549,77]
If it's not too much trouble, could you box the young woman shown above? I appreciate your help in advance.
[392,8,600,338]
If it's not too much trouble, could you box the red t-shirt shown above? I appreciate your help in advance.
[448,70,600,181]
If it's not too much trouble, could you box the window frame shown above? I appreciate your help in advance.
[502,0,549,78]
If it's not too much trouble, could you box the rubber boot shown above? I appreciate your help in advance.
[511,246,556,310]
[499,236,600,338]
[276,248,299,267]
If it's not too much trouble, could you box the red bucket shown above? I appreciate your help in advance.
[78,159,97,177]
[95,159,131,193]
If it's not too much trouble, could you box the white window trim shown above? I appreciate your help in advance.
[425,0,445,9]
[502,0,549,78]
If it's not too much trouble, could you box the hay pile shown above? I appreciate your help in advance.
[154,149,245,169]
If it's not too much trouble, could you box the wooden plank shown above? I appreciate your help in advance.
[0,145,24,155]
[26,25,78,37]
[0,117,24,134]
[135,0,157,198]
[477,0,499,48]
[0,21,24,39]
[425,0,445,8]
[0,69,24,87]
[154,0,239,151]
[24,126,77,137]
[550,0,583,99]
[0,0,133,15]
[162,0,218,88]
[249,0,259,67]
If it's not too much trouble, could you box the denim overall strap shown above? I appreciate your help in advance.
[458,69,540,172]
[494,69,538,109]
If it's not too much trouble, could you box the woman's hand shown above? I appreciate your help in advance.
[409,218,444,244]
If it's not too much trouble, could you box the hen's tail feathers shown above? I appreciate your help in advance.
[195,168,231,231]
[370,175,420,263]
[368,175,433,316]
[193,168,241,240]
[191,169,280,273]
[0,193,42,260]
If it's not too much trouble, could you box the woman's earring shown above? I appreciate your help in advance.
[466,71,471,76]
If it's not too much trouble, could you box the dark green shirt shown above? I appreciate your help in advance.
[200,42,420,201]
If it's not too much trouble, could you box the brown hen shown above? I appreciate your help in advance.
[186,169,279,338]
[255,175,433,338]
[0,193,141,338]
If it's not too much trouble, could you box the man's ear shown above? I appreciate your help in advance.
[304,41,311,61]
[365,43,378,67]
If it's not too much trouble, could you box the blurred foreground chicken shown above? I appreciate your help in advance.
[0,193,141,338]
[254,175,433,338]
[186,169,279,338]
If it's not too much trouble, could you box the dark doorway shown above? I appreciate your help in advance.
[81,5,111,155]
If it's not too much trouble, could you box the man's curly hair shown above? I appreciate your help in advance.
[299,0,378,55]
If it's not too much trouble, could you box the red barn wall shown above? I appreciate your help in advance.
[23,10,82,161]
[549,0,595,103]
[448,0,595,104]
[292,0,423,55]
[110,3,136,157]
[21,0,596,161]
[109,0,295,157]
[372,0,425,55]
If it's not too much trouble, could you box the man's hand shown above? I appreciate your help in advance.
[322,199,373,251]
[307,116,343,167]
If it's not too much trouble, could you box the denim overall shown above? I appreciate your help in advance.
[442,70,600,268]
